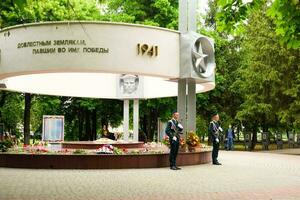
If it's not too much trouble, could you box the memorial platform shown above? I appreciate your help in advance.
[0,150,212,169]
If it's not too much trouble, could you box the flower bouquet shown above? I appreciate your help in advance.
[179,137,187,152]
[96,144,114,154]
[179,137,185,147]
[144,142,169,154]
[162,135,170,147]
[186,131,200,152]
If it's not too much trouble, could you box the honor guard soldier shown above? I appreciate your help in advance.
[209,113,223,165]
[165,111,183,170]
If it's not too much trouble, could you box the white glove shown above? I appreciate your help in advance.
[178,123,183,129]
[215,138,219,143]
[172,136,177,141]
[218,127,223,132]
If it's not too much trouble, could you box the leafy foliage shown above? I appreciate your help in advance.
[99,0,178,29]
[0,0,100,28]
[216,0,300,49]
[267,0,300,49]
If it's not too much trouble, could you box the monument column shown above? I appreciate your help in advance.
[123,99,129,141]
[187,78,196,132]
[177,79,187,135]
[133,99,139,142]
[178,0,198,135]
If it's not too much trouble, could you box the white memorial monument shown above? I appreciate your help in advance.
[0,0,216,141]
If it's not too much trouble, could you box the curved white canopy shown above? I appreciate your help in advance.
[1,73,214,99]
[0,22,215,99]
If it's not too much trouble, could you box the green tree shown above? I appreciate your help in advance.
[0,0,100,28]
[196,0,243,141]
[0,91,23,136]
[23,93,31,145]
[139,98,176,141]
[232,4,300,149]
[216,0,300,49]
[61,97,123,141]
[99,0,179,29]
[267,0,300,49]
[31,95,62,134]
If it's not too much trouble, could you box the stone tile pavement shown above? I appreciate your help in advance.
[261,148,300,156]
[0,150,299,200]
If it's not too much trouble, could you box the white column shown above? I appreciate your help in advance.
[178,0,188,137]
[133,99,139,142]
[179,0,197,32]
[177,79,187,137]
[123,99,129,141]
[188,0,197,32]
[187,79,196,132]
[178,0,198,137]
[179,0,188,32]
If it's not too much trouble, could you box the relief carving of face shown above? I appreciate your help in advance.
[120,74,139,94]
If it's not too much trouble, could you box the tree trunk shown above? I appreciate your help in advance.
[78,108,84,140]
[262,115,268,132]
[141,114,147,138]
[85,109,91,140]
[0,91,7,120]
[23,93,31,145]
[237,126,240,141]
[251,126,257,151]
[101,118,109,132]
[146,113,152,141]
[91,110,97,140]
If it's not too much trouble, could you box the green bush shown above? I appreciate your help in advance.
[73,149,87,155]
[113,147,123,155]
[0,139,14,152]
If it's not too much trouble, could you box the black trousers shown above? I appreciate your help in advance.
[169,139,179,167]
[212,139,219,163]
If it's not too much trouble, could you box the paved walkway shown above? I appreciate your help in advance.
[261,148,300,156]
[0,150,300,200]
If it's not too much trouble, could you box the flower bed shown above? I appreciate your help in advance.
[3,141,211,156]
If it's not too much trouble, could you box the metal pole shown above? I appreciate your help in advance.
[187,78,196,132]
[177,79,187,136]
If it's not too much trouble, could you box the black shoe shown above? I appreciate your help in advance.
[213,162,222,165]
[170,166,177,170]
[175,166,181,170]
